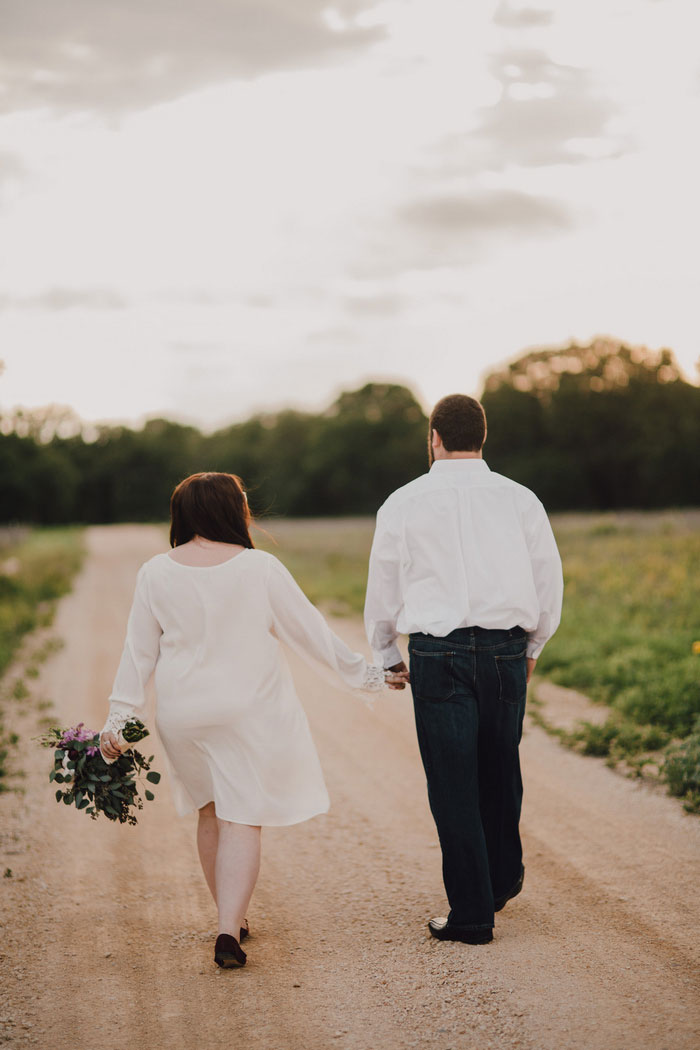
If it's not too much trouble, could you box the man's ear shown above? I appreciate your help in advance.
[432,428,442,450]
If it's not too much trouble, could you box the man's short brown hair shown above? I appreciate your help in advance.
[429,394,486,454]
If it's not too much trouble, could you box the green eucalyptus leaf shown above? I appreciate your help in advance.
[146,771,161,784]
[55,789,63,802]
[144,789,155,801]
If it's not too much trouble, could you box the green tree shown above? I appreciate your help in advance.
[481,338,700,509]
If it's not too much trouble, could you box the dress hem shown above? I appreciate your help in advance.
[176,799,331,826]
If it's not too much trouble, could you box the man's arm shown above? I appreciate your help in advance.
[364,506,404,671]
[523,499,564,662]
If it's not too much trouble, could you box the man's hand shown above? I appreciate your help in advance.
[526,657,537,684]
[386,660,410,690]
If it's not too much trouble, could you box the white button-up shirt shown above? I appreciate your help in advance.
[364,458,563,666]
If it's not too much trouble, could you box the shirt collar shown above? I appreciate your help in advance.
[430,458,490,473]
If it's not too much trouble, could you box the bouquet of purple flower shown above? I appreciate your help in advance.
[38,721,161,825]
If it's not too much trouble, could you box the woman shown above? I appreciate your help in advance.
[100,472,408,969]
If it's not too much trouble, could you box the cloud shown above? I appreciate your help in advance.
[351,188,572,278]
[0,150,28,208]
[471,48,622,169]
[169,340,225,355]
[0,287,127,310]
[0,0,384,116]
[405,44,625,204]
[0,150,27,182]
[343,292,403,315]
[306,324,357,345]
[431,48,623,177]
[493,3,553,28]
[400,189,570,235]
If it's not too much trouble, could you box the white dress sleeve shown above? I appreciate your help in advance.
[101,564,163,737]
[266,555,386,698]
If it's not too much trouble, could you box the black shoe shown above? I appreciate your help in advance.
[428,918,493,944]
[494,865,525,913]
[214,933,247,968]
[239,919,250,942]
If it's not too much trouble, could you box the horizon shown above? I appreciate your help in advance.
[5,333,697,438]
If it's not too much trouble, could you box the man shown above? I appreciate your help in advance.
[364,393,563,944]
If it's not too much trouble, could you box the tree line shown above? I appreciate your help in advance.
[1,338,698,524]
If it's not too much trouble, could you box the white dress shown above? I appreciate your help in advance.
[101,548,385,825]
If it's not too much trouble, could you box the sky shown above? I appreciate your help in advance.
[0,0,699,430]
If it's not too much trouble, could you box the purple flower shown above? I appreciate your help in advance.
[59,722,98,747]
[86,746,100,757]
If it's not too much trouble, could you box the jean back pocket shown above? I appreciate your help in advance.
[494,649,527,707]
[410,649,456,702]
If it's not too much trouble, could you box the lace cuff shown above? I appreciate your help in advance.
[362,664,387,691]
[101,710,130,737]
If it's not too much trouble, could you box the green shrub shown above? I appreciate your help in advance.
[576,721,619,757]
[663,722,700,813]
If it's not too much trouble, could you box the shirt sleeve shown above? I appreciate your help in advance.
[266,556,385,696]
[522,500,564,659]
[364,505,404,668]
[101,564,163,736]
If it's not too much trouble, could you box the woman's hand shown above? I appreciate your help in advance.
[100,731,123,761]
[385,661,410,690]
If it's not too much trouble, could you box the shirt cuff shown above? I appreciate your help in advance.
[526,638,544,659]
[372,642,403,668]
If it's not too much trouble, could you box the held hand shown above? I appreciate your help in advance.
[385,661,410,690]
[100,731,123,761]
[526,657,537,684]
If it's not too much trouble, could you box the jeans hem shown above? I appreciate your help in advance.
[446,920,494,931]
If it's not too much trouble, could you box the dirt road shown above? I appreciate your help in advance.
[1,525,699,1050]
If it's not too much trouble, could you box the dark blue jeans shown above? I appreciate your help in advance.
[408,626,527,931]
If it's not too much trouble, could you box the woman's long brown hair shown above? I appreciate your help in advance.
[169,472,255,549]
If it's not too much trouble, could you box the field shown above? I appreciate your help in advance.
[254,517,375,615]
[256,511,700,810]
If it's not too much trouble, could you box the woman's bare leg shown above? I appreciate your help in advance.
[216,820,261,937]
[197,802,219,903]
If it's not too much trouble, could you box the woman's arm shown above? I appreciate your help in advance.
[266,555,402,695]
[100,564,163,755]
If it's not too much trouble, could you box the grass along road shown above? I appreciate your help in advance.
[0,528,84,795]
